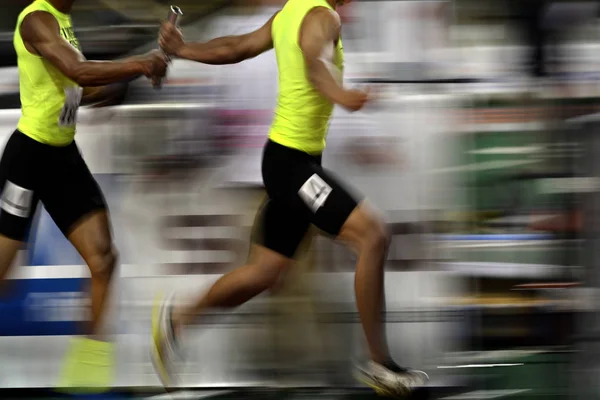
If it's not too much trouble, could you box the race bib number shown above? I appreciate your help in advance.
[59,86,83,127]
[298,173,333,213]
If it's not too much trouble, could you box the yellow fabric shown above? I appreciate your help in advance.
[57,337,114,393]
[14,0,82,147]
[269,0,344,154]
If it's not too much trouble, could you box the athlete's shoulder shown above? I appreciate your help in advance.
[20,11,60,44]
[325,7,341,25]
[306,6,341,28]
[302,6,341,41]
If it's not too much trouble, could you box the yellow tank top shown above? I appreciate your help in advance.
[269,0,344,154]
[14,0,82,147]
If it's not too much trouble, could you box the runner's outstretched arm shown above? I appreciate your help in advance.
[21,11,168,87]
[159,12,278,65]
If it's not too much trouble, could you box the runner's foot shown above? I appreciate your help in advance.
[355,360,429,397]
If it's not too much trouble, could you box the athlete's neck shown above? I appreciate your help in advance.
[48,0,74,14]
[327,0,337,9]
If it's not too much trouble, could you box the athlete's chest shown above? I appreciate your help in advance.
[59,23,81,51]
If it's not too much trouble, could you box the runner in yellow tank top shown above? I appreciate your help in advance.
[0,0,169,393]
[153,0,429,395]
[268,0,345,154]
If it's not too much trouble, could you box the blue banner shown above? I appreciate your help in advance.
[0,278,87,336]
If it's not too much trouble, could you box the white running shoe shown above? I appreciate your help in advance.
[355,360,429,397]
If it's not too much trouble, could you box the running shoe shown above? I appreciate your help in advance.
[151,293,181,387]
[355,360,429,397]
[57,337,114,393]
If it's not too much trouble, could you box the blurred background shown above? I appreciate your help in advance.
[2,0,600,399]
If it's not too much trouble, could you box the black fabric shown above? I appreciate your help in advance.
[252,140,361,258]
[0,130,106,241]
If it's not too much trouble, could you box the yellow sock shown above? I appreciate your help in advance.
[57,337,114,394]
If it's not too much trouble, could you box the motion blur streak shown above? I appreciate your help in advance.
[0,0,599,399]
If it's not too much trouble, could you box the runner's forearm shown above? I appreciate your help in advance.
[70,60,144,87]
[176,37,246,65]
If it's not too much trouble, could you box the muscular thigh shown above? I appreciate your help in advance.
[256,141,362,257]
[293,165,362,236]
[67,209,114,270]
[251,196,311,259]
[39,141,107,237]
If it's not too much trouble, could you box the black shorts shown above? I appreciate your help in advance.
[0,130,107,241]
[252,140,362,258]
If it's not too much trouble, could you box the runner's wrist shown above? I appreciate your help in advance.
[174,43,190,59]
[128,60,148,76]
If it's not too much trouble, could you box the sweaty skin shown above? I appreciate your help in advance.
[317,38,342,86]
[299,7,366,110]
[159,13,277,65]
[21,11,168,87]
[158,7,369,112]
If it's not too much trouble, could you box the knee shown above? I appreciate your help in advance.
[87,242,118,281]
[359,218,389,256]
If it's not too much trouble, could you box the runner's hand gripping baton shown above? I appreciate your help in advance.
[155,5,183,89]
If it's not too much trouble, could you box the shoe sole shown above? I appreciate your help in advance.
[353,369,410,398]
